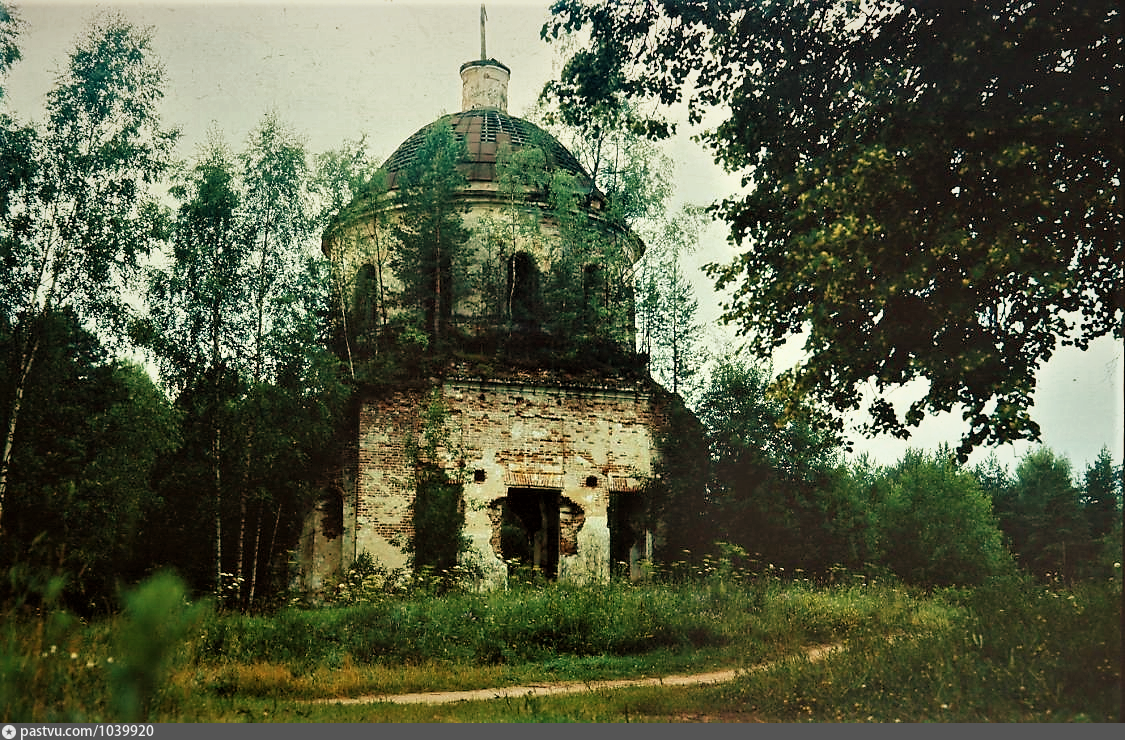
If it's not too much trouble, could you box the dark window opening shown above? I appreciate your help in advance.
[474,469,487,483]
[352,263,382,343]
[585,475,599,488]
[506,252,541,329]
[321,488,345,541]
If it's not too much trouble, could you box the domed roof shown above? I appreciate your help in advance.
[382,108,593,191]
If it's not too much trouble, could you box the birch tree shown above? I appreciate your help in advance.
[145,116,340,607]
[145,134,247,598]
[0,15,176,527]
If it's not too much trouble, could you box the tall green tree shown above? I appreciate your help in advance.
[1080,447,1122,580]
[1082,447,1122,541]
[872,449,1013,587]
[0,15,177,525]
[240,113,317,385]
[636,206,707,398]
[392,123,470,343]
[1007,447,1092,581]
[234,113,323,605]
[542,0,1124,460]
[145,116,341,606]
[145,133,247,598]
[146,135,248,389]
[694,356,872,574]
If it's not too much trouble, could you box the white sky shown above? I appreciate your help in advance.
[2,0,1122,474]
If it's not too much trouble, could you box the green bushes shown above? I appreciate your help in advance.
[873,450,1015,586]
[109,572,207,720]
[194,580,745,669]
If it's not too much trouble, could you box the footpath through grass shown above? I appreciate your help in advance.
[1,571,1120,722]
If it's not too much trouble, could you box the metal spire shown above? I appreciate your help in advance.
[480,4,487,60]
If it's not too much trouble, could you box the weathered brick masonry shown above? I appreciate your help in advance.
[336,378,667,588]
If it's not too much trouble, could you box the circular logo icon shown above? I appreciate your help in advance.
[2,725,16,740]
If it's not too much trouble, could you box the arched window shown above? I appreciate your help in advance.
[352,263,380,335]
[506,251,540,327]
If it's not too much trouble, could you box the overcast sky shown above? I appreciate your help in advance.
[3,0,1121,474]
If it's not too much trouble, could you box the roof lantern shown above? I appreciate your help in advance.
[460,58,510,113]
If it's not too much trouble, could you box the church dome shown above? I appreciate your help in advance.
[382,108,592,191]
[381,57,594,194]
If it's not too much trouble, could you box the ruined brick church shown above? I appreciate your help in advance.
[295,40,696,592]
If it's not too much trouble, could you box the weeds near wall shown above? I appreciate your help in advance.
[404,390,478,591]
[325,550,405,605]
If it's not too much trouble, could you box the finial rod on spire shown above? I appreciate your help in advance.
[480,4,487,60]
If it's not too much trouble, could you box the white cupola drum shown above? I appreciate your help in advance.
[460,59,510,112]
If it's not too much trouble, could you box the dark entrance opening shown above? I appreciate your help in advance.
[609,493,648,580]
[495,488,560,579]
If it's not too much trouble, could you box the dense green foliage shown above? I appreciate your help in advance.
[981,446,1123,582]
[403,393,472,589]
[108,572,205,721]
[873,450,1013,586]
[693,359,871,574]
[542,0,1124,460]
[0,311,177,611]
[691,356,1117,589]
[143,117,346,608]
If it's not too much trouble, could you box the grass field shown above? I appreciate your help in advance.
[2,567,1119,722]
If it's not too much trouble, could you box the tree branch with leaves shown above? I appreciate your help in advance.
[542,0,1124,460]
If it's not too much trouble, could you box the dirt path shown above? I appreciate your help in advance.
[308,643,841,706]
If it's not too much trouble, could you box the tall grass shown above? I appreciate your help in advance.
[0,571,110,721]
[2,567,1118,722]
[195,579,765,671]
[699,575,1121,722]
[0,570,205,722]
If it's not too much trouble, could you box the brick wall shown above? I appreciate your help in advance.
[348,377,669,587]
